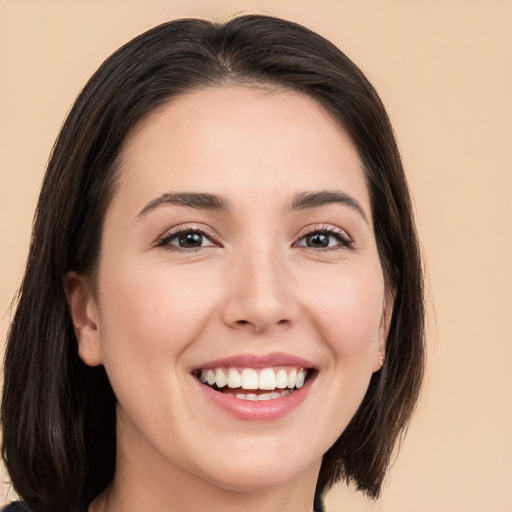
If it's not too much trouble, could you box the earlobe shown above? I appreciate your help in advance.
[374,289,395,372]
[64,272,104,367]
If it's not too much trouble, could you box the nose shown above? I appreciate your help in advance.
[221,247,300,333]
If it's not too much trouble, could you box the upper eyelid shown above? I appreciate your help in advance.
[156,223,353,247]
[295,224,352,240]
[293,225,355,251]
[158,224,221,245]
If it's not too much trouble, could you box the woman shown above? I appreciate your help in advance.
[1,14,424,512]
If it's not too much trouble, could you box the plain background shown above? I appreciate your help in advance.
[0,1,510,510]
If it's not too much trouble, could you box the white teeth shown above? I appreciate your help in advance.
[215,368,227,388]
[227,368,241,388]
[198,367,309,392]
[287,368,297,389]
[230,390,291,401]
[296,369,306,389]
[259,368,276,390]
[206,370,216,386]
[276,369,288,389]
[241,368,259,389]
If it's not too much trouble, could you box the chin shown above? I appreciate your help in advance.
[189,438,322,493]
[203,461,317,493]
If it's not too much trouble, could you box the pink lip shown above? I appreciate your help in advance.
[194,375,315,421]
[191,352,317,421]
[191,352,315,371]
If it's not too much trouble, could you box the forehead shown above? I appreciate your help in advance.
[113,86,369,214]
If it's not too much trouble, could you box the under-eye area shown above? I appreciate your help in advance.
[193,367,315,401]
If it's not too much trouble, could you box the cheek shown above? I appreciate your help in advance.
[96,259,220,378]
[93,260,224,452]
[291,266,386,455]
[306,267,385,363]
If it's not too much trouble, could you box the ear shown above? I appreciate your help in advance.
[64,271,103,367]
[373,288,395,372]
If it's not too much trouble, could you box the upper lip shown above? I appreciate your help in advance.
[191,352,315,371]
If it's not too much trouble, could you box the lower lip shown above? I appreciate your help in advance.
[194,375,315,421]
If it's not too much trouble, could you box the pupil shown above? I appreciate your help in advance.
[179,232,202,248]
[307,233,329,247]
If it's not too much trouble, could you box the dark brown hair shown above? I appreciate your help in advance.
[2,14,424,512]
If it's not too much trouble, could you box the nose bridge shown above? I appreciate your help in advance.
[222,239,298,332]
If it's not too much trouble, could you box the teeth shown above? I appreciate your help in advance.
[241,368,259,389]
[206,370,216,386]
[227,368,241,388]
[276,369,288,389]
[259,368,276,390]
[198,367,309,392]
[287,368,297,389]
[229,390,291,401]
[215,368,227,388]
[296,369,306,389]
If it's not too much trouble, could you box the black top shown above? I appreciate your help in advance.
[3,499,325,512]
[2,504,30,512]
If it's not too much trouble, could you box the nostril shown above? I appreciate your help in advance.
[235,319,289,328]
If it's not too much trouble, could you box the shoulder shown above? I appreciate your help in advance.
[2,503,31,512]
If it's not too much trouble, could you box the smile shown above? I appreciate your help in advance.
[194,367,309,401]
[192,353,316,420]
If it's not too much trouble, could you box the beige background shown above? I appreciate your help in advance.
[0,0,510,510]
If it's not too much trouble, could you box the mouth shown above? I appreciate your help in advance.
[193,366,313,402]
[191,353,316,420]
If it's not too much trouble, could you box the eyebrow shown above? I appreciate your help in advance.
[136,189,368,223]
[136,192,228,219]
[289,190,368,223]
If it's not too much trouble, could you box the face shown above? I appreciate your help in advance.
[68,86,391,495]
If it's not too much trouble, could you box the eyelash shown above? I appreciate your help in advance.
[294,225,354,251]
[157,225,220,252]
[157,225,354,252]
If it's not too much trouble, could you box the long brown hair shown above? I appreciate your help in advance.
[2,15,424,511]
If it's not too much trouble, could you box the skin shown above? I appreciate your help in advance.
[66,86,392,512]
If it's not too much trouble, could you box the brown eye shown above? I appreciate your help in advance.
[305,233,330,248]
[296,228,353,250]
[176,232,204,248]
[159,229,217,251]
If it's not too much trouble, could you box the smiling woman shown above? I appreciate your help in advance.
[1,15,424,512]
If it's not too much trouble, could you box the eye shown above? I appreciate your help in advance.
[158,227,219,251]
[295,226,353,250]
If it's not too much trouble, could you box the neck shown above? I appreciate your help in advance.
[104,460,319,512]
[96,423,320,512]
[102,479,318,512]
